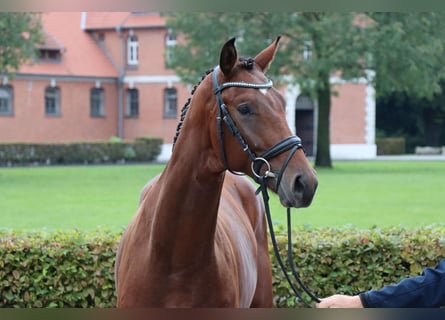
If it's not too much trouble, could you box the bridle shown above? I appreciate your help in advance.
[212,66,320,307]
[213,66,302,186]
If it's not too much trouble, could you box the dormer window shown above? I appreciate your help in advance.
[39,49,62,62]
[38,30,64,63]
[127,34,139,66]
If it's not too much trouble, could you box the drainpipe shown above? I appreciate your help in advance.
[117,79,124,139]
[116,25,125,139]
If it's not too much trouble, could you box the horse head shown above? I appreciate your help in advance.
[211,36,318,208]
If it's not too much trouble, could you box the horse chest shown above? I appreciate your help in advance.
[155,233,258,307]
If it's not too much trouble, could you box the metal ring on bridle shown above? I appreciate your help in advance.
[251,157,276,179]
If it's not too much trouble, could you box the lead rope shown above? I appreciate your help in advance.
[286,208,321,304]
[211,66,319,306]
[257,177,320,308]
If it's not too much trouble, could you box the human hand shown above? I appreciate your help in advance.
[315,294,364,308]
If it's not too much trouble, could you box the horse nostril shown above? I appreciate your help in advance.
[293,175,305,195]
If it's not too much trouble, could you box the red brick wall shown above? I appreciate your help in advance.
[0,79,119,143]
[126,29,176,76]
[0,14,371,150]
[98,27,177,77]
[330,82,367,144]
[122,82,189,143]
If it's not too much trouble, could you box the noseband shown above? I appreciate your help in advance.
[212,66,303,187]
[212,66,320,307]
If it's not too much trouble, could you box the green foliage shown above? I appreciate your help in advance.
[0,138,163,166]
[0,229,119,307]
[377,89,445,150]
[376,137,406,155]
[1,226,443,307]
[165,12,371,92]
[166,12,445,100]
[0,13,44,75]
[271,225,445,307]
[165,12,445,167]
[164,12,373,168]
[369,13,445,99]
[133,137,163,162]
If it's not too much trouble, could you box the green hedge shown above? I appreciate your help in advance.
[0,137,162,166]
[1,226,443,308]
[0,230,119,307]
[272,225,444,307]
[376,137,406,155]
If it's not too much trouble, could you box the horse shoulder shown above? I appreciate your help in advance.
[223,174,265,228]
[222,174,273,307]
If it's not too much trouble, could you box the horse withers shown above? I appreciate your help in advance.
[115,36,318,307]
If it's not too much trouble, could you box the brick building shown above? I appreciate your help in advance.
[0,12,376,161]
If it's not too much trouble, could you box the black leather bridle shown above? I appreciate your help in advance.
[213,66,303,185]
[212,66,320,307]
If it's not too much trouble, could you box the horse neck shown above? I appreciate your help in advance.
[142,79,225,266]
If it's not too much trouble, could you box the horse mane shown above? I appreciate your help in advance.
[171,56,255,151]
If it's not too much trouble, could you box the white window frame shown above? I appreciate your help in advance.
[127,34,139,66]
[303,40,312,60]
[165,28,177,66]
[165,28,177,47]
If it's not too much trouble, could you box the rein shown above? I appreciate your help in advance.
[212,66,320,307]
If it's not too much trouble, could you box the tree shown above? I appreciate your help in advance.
[369,13,445,99]
[165,12,445,167]
[377,88,445,152]
[0,13,43,75]
[276,13,375,168]
[369,13,445,151]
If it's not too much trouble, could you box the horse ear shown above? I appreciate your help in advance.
[254,36,281,72]
[219,37,238,77]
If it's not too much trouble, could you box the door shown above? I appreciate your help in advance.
[295,95,315,157]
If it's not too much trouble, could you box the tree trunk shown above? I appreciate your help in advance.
[315,73,332,168]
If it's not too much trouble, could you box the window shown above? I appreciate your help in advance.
[164,87,177,118]
[90,88,104,117]
[303,41,312,60]
[126,88,139,117]
[165,28,177,67]
[0,85,13,115]
[166,28,177,46]
[45,86,61,116]
[39,49,62,62]
[127,34,138,66]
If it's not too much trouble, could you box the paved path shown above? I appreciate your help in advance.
[375,154,445,161]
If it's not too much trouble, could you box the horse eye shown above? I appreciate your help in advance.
[237,104,252,115]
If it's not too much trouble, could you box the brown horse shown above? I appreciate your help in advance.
[115,36,318,307]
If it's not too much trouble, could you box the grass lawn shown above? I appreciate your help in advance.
[277,160,445,229]
[0,161,444,231]
[0,164,162,232]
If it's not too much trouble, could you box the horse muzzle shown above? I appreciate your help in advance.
[277,166,318,208]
